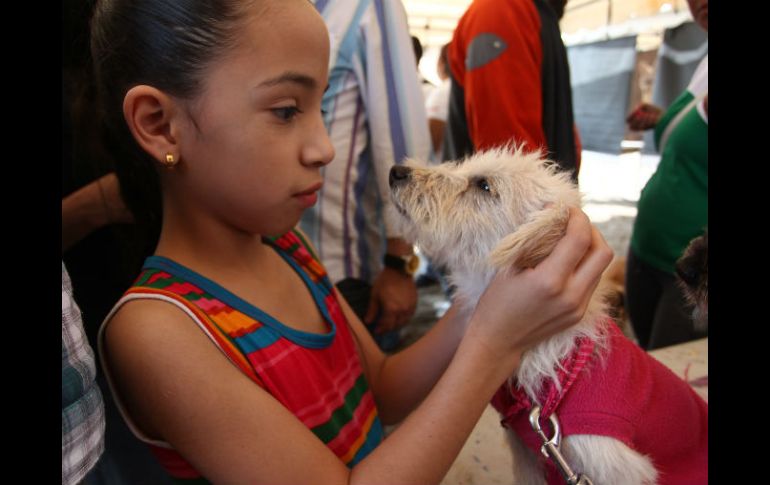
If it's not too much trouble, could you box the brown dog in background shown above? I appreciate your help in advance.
[675,230,708,329]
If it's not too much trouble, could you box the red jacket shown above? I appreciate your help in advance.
[447,0,581,175]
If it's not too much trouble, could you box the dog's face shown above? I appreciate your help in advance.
[388,147,580,273]
[675,231,708,329]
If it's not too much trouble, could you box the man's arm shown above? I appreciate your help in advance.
[62,173,133,251]
[360,0,431,331]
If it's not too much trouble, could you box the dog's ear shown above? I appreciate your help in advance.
[488,203,570,270]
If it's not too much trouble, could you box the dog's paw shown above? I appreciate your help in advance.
[488,203,570,270]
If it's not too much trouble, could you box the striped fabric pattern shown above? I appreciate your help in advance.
[300,0,431,283]
[115,230,383,483]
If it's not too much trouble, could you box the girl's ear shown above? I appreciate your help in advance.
[488,202,570,270]
[123,85,182,164]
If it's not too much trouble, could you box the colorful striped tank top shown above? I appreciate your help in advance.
[98,229,384,484]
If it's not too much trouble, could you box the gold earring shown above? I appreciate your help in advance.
[162,153,178,168]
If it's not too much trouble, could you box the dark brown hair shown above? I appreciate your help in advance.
[90,0,256,257]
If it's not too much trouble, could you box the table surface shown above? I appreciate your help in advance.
[440,338,708,485]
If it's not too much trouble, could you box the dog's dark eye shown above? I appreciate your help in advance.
[475,178,491,192]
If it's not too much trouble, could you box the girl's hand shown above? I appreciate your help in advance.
[466,207,612,361]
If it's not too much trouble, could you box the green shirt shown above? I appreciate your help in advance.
[631,59,708,274]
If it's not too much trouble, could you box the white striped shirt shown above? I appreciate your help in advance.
[301,0,431,284]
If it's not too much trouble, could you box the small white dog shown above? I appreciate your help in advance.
[388,147,707,485]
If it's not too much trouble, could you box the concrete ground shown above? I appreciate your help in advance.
[387,150,662,484]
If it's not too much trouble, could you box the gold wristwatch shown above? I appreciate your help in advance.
[383,253,420,276]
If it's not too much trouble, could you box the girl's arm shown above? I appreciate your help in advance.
[333,288,471,425]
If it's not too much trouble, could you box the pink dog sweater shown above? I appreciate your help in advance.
[491,323,708,484]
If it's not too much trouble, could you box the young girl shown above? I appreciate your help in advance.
[91,0,613,483]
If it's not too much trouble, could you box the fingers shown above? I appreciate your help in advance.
[368,298,411,333]
[625,102,649,123]
[625,106,641,124]
[377,303,415,332]
[375,311,397,334]
[571,225,614,302]
[524,209,611,327]
[374,314,396,334]
[368,274,418,332]
[534,206,593,277]
[468,210,613,359]
[626,103,659,130]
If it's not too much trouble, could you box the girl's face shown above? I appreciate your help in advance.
[171,0,334,236]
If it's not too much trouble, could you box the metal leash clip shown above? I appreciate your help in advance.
[529,406,594,485]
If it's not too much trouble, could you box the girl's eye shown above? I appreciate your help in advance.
[272,106,302,121]
[475,178,491,192]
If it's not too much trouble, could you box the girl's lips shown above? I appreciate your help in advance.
[294,183,322,207]
[295,182,322,195]
[295,191,318,208]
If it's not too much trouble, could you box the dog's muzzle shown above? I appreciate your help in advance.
[389,165,412,188]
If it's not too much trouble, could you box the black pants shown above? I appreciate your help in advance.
[625,249,707,350]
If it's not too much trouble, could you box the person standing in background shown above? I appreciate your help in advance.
[301,0,431,351]
[418,43,453,290]
[443,0,581,181]
[411,35,435,105]
[624,0,708,350]
[425,43,451,163]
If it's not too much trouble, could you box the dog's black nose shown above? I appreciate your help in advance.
[389,165,412,187]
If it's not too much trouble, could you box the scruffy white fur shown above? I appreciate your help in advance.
[389,146,658,484]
